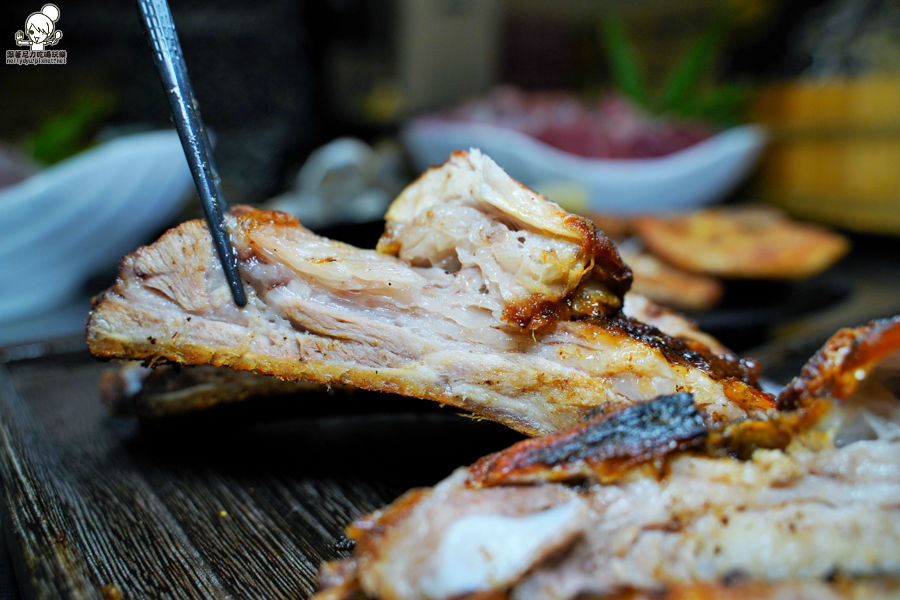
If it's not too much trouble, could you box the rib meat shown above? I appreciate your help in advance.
[315,316,900,600]
[99,294,729,419]
[87,150,771,435]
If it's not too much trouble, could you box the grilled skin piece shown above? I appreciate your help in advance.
[316,316,900,600]
[87,150,771,436]
[778,314,900,409]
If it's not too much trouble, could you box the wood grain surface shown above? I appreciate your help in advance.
[0,352,522,600]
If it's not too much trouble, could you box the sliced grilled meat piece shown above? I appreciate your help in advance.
[88,150,771,435]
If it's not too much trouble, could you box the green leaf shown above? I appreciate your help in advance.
[659,21,725,113]
[599,18,648,107]
[698,83,751,126]
[28,91,116,164]
[668,82,750,127]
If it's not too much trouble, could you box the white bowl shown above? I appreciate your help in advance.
[402,120,767,214]
[0,130,194,325]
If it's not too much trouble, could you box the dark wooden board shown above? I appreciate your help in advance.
[0,350,523,600]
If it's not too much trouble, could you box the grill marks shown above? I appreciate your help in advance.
[602,316,760,386]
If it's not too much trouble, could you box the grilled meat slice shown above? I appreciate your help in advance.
[101,293,729,419]
[316,316,900,600]
[87,150,771,436]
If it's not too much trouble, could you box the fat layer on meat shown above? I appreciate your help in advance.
[87,150,771,435]
[315,316,900,600]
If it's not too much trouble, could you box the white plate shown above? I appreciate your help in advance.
[0,130,194,325]
[403,120,767,214]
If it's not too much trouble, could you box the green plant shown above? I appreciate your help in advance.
[27,90,116,164]
[600,17,750,127]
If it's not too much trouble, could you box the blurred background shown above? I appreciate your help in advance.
[1,0,899,355]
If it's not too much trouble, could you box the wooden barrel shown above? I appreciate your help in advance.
[753,77,900,234]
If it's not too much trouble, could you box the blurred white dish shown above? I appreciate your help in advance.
[265,137,404,230]
[402,120,767,214]
[0,130,194,326]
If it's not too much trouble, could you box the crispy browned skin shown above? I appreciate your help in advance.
[467,392,707,487]
[778,315,900,409]
[464,388,828,491]
[622,294,730,356]
[579,213,635,241]
[634,206,850,279]
[595,316,760,386]
[578,211,722,312]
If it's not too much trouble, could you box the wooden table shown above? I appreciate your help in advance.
[0,350,522,599]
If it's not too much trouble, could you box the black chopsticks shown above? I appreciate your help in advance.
[136,0,247,307]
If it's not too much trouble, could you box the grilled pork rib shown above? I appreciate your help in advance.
[316,316,900,600]
[87,150,771,435]
[101,294,728,419]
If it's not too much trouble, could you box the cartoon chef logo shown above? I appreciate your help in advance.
[16,4,63,51]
